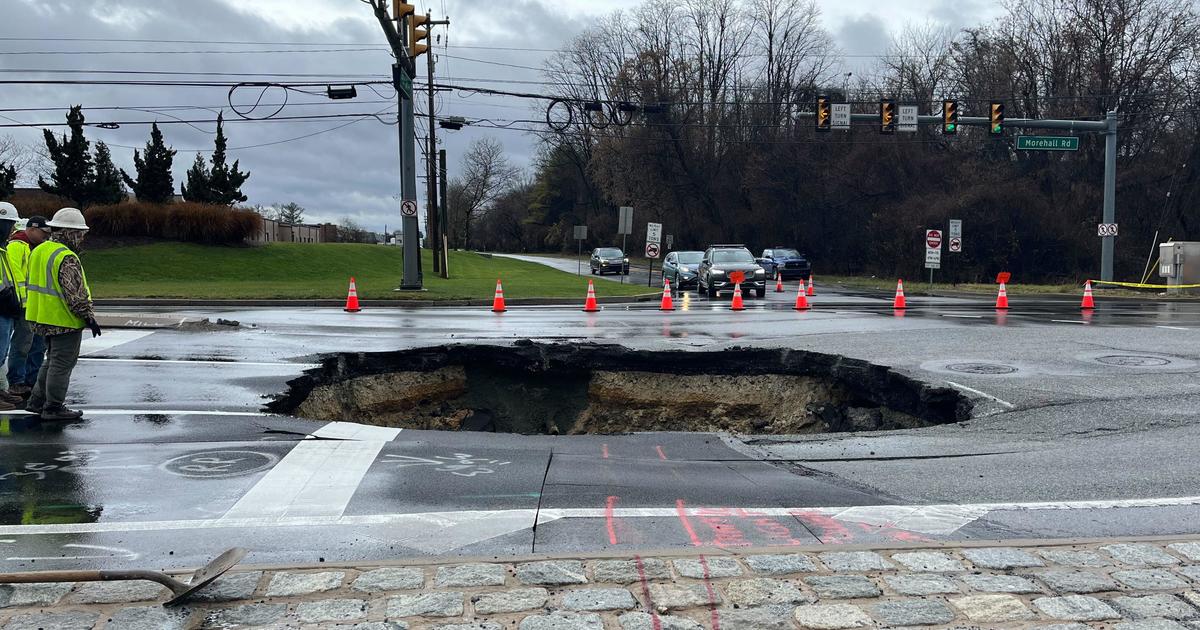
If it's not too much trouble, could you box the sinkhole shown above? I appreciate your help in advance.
[266,342,971,435]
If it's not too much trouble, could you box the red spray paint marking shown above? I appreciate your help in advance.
[792,510,933,544]
[654,445,667,460]
[634,555,663,630]
[697,554,721,630]
[695,507,753,547]
[674,499,703,547]
[601,444,609,459]
[605,495,619,545]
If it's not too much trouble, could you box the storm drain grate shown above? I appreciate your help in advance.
[1095,355,1171,367]
[945,362,1019,375]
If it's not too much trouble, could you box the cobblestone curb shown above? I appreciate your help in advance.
[4,539,1200,628]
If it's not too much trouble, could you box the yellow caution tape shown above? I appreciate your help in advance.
[1091,280,1200,289]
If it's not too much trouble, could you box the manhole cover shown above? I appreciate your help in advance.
[1095,355,1171,367]
[161,450,279,478]
[945,362,1019,375]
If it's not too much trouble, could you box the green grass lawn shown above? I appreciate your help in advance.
[82,243,654,300]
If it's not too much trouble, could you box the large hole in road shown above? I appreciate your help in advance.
[267,342,971,435]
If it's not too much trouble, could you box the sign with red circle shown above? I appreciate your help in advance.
[926,229,942,249]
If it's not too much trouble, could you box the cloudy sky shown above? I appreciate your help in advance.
[2,0,1000,232]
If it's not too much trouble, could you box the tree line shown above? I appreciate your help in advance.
[452,0,1200,282]
[0,106,249,208]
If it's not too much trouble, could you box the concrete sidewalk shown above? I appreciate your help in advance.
[3,537,1200,629]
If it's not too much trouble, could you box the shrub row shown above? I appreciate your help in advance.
[83,202,262,244]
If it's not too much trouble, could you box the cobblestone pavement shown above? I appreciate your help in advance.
[4,538,1200,629]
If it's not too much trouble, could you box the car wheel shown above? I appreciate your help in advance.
[756,288,766,298]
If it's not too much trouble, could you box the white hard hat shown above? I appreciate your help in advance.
[0,202,17,220]
[47,207,90,231]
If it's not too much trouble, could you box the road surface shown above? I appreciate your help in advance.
[2,295,1200,571]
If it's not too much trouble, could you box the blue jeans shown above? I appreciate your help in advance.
[0,315,12,390]
[8,313,41,386]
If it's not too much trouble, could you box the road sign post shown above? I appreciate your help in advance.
[948,220,963,258]
[573,225,588,276]
[645,222,662,287]
[925,229,942,288]
[618,207,633,284]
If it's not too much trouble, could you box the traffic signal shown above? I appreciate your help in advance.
[393,1,415,21]
[989,101,1005,135]
[942,99,958,135]
[880,99,896,134]
[409,13,430,57]
[815,95,831,132]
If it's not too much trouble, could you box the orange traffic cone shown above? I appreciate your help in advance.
[774,272,784,293]
[343,277,362,312]
[807,275,816,296]
[660,279,675,311]
[995,282,1010,310]
[491,278,507,313]
[582,279,599,312]
[893,279,907,309]
[1081,280,1095,310]
[793,280,810,311]
[730,283,745,311]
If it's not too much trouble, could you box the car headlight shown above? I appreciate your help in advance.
[755,269,765,276]
[623,258,629,263]
[680,266,691,272]
[711,269,725,275]
[599,258,607,264]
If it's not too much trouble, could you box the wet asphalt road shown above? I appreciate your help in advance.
[2,285,1200,571]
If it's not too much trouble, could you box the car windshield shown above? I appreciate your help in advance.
[597,248,623,257]
[676,252,702,264]
[712,250,755,264]
[773,249,801,258]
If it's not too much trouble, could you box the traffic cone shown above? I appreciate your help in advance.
[582,279,599,312]
[893,279,907,309]
[793,280,810,311]
[730,283,745,311]
[660,279,675,311]
[807,275,816,296]
[774,272,784,293]
[1081,280,1095,310]
[343,277,362,313]
[995,282,1010,310]
[491,278,507,313]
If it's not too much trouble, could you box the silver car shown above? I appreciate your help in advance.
[662,250,703,289]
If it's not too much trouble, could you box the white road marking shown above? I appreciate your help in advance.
[79,358,320,368]
[7,495,1200,541]
[1156,326,1190,331]
[941,314,983,319]
[79,329,157,356]
[945,381,1016,410]
[1051,319,1087,324]
[219,423,401,520]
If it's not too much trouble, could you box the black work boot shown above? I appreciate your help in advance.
[40,405,84,421]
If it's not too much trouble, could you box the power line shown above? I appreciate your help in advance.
[0,47,389,56]
[0,68,388,79]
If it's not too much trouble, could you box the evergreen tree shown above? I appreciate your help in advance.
[179,114,250,205]
[90,142,126,206]
[180,153,213,203]
[121,122,176,203]
[0,162,14,200]
[208,113,249,205]
[38,106,93,206]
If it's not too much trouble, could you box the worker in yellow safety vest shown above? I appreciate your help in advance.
[24,207,101,421]
[5,213,50,399]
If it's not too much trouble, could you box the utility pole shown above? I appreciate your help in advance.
[438,148,449,278]
[366,1,429,290]
[423,12,449,275]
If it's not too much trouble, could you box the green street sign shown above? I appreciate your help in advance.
[1016,135,1079,151]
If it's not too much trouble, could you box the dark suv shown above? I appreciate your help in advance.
[697,245,767,298]
[590,247,630,275]
[757,248,812,281]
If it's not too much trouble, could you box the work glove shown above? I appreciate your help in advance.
[85,318,102,338]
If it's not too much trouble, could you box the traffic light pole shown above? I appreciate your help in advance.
[825,111,1118,281]
[395,63,422,290]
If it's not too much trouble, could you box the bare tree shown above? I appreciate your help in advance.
[446,139,519,250]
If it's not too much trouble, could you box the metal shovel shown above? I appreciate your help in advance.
[0,547,247,607]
